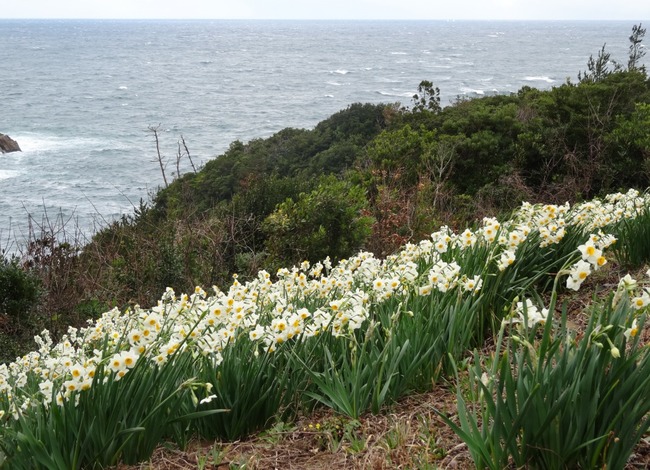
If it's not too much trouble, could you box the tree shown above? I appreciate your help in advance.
[364,124,438,188]
[411,80,441,113]
[579,44,622,83]
[422,136,459,210]
[628,23,647,72]
[579,24,647,83]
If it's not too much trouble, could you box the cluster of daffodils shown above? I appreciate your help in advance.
[514,202,568,247]
[1,189,649,423]
[614,269,650,314]
[565,232,617,291]
[417,259,482,295]
[602,268,650,358]
[628,271,650,313]
[574,189,649,231]
[511,299,550,327]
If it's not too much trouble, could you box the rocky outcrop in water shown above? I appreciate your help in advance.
[0,134,21,153]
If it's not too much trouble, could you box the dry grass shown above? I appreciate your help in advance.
[117,385,469,470]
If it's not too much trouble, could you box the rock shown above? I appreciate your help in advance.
[0,134,21,153]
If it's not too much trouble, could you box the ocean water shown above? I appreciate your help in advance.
[0,20,645,249]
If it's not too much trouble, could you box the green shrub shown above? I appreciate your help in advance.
[0,256,41,323]
[263,176,374,267]
[0,256,41,363]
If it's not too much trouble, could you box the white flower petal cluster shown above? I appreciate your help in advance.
[566,232,617,291]
[624,275,650,311]
[501,298,549,329]
[516,299,549,327]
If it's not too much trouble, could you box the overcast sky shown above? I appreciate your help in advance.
[2,0,649,21]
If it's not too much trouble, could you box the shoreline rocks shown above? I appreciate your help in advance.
[0,134,21,153]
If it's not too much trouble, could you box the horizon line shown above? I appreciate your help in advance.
[1,17,648,22]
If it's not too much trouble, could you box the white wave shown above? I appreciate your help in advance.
[327,81,343,86]
[459,87,485,95]
[524,76,555,83]
[10,133,105,153]
[377,90,414,97]
[332,69,350,75]
[390,52,408,55]
[324,94,334,98]
[118,85,128,90]
[0,170,20,181]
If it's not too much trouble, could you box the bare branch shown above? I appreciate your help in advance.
[180,135,197,173]
[148,125,169,188]
[176,140,182,180]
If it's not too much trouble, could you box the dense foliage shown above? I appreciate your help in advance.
[0,257,41,361]
[91,68,649,306]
